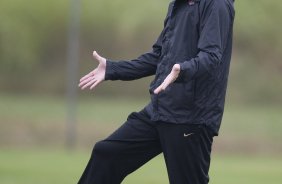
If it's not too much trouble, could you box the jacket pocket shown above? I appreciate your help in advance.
[158,80,195,113]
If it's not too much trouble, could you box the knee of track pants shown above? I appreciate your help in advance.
[92,140,118,158]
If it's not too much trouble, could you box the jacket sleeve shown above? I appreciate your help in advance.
[104,31,163,81]
[178,0,234,82]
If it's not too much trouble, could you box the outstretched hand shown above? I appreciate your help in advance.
[154,64,180,94]
[79,51,106,90]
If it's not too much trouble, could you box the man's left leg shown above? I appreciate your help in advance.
[157,123,214,184]
[78,110,161,184]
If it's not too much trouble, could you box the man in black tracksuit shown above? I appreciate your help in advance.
[78,0,235,183]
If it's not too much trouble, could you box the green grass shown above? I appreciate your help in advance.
[0,149,281,184]
[0,149,85,184]
[209,155,282,184]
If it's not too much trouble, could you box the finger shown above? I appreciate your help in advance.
[79,73,91,83]
[79,68,98,83]
[153,75,174,94]
[79,73,93,84]
[79,76,95,87]
[160,79,171,90]
[80,71,94,82]
[81,79,97,90]
[154,84,164,94]
[79,75,94,87]
[81,80,96,90]
[90,80,101,90]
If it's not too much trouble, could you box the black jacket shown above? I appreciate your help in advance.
[105,0,235,136]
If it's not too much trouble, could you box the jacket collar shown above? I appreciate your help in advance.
[173,0,201,7]
[174,0,201,5]
[175,0,201,2]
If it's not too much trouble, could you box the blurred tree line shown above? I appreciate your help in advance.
[0,0,281,105]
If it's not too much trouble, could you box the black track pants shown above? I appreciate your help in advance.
[78,109,214,184]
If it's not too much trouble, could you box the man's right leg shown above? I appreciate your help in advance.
[78,109,161,184]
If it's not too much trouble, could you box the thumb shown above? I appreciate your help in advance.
[93,51,104,63]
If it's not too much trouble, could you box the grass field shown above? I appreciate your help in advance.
[0,94,281,183]
[0,149,282,184]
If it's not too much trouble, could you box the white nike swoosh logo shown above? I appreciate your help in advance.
[184,133,194,137]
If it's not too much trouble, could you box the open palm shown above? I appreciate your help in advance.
[79,51,106,90]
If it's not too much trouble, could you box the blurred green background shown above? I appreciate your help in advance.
[0,0,281,183]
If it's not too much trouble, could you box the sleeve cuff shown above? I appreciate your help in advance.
[104,59,116,81]
[176,61,197,82]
